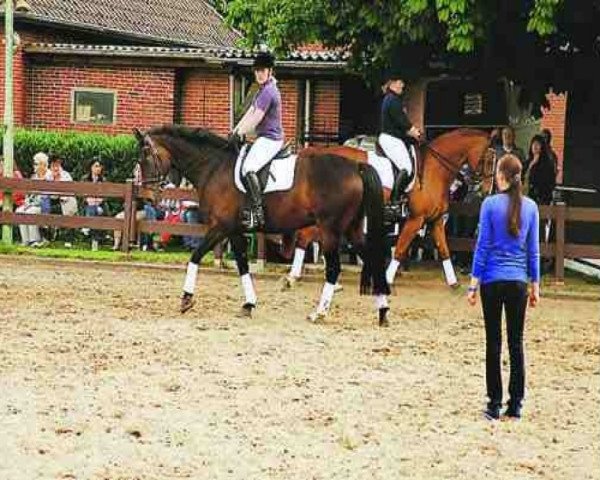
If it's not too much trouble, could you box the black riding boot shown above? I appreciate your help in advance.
[243,171,265,230]
[391,168,410,203]
[384,168,410,224]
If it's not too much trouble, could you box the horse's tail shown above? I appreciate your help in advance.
[358,163,390,296]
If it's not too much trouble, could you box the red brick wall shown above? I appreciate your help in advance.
[279,78,300,143]
[27,65,174,134]
[541,91,567,183]
[0,46,27,126]
[180,70,230,135]
[311,78,340,144]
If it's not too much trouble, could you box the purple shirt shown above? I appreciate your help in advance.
[253,78,283,141]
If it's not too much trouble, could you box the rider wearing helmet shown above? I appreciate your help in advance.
[230,51,283,229]
[379,68,421,207]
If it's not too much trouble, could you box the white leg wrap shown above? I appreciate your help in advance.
[386,258,400,285]
[241,273,257,305]
[183,262,199,294]
[375,294,389,310]
[316,282,336,314]
[289,248,306,278]
[312,242,320,264]
[442,258,458,285]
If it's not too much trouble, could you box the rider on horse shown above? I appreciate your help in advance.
[229,51,284,230]
[379,68,421,215]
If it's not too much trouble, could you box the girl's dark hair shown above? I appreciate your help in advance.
[497,154,523,237]
[527,134,551,163]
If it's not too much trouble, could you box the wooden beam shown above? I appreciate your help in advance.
[0,212,123,230]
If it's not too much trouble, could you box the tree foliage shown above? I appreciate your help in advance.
[226,0,600,109]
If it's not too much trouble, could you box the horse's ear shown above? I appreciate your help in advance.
[132,128,145,144]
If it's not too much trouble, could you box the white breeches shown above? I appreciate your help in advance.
[241,137,284,176]
[378,133,414,174]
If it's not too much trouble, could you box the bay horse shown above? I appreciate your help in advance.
[283,128,494,288]
[134,125,391,325]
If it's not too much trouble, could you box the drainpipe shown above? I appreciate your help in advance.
[304,79,311,147]
[228,73,235,130]
[2,0,15,245]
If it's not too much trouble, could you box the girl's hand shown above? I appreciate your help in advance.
[529,283,540,307]
[467,289,477,306]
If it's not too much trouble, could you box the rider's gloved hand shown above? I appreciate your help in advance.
[227,130,241,147]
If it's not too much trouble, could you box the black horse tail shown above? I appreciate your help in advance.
[358,163,390,296]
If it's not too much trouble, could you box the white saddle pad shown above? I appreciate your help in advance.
[367,151,394,190]
[234,144,297,194]
[367,150,417,192]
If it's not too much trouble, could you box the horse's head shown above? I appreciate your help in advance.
[425,129,495,195]
[463,131,495,195]
[133,128,174,189]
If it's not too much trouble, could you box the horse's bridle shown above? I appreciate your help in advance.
[139,133,168,187]
[422,141,495,186]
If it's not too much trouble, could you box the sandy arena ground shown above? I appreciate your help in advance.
[0,257,598,479]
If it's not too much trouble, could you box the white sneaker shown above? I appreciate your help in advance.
[64,242,73,248]
[91,240,99,251]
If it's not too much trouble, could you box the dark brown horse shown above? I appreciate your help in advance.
[283,129,494,288]
[134,125,391,325]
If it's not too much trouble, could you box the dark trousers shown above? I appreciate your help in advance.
[480,281,528,409]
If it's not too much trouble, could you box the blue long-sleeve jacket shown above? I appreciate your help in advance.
[472,193,540,284]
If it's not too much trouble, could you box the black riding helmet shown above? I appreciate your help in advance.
[253,51,275,70]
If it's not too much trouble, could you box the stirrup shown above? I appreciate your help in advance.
[242,205,265,230]
[383,200,407,225]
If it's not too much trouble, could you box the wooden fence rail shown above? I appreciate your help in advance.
[1,177,599,282]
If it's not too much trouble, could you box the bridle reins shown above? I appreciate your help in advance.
[421,140,494,185]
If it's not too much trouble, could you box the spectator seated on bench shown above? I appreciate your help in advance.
[49,154,78,248]
[15,152,51,247]
[82,157,106,251]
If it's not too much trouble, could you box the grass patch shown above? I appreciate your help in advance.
[0,242,214,265]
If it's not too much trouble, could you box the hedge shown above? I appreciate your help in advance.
[1,129,139,183]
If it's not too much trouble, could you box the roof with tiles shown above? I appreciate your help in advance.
[24,43,351,66]
[4,0,241,47]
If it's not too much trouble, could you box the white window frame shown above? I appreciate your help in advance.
[71,88,117,125]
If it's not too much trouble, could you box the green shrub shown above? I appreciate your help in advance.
[1,128,139,182]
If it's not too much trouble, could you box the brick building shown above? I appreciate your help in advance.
[0,0,587,191]
[0,0,346,146]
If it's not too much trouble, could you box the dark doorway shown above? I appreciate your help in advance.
[339,76,380,141]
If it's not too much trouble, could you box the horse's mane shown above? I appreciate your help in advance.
[148,124,232,151]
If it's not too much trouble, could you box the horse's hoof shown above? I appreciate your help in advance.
[378,307,390,328]
[180,293,195,314]
[239,303,255,318]
[449,282,461,290]
[282,275,297,290]
[307,311,326,323]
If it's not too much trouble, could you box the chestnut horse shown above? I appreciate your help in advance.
[134,125,391,325]
[283,128,494,288]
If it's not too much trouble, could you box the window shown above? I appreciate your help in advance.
[463,93,484,116]
[72,89,116,124]
[232,74,254,125]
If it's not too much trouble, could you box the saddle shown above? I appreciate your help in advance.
[239,141,294,189]
[234,141,297,196]
[375,138,419,191]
